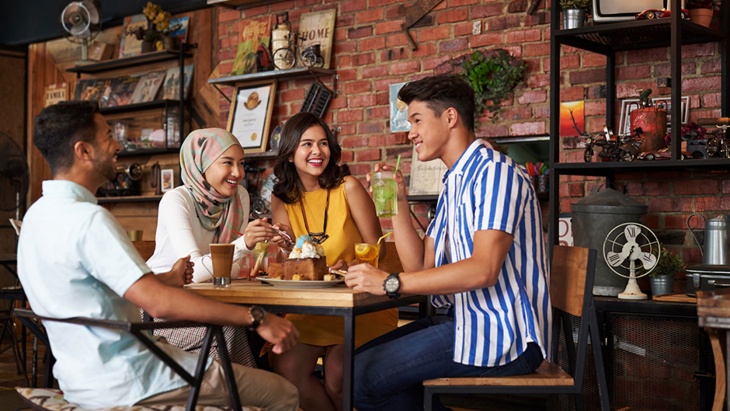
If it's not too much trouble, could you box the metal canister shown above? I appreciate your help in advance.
[572,188,648,296]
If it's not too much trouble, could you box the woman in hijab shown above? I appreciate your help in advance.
[147,128,287,367]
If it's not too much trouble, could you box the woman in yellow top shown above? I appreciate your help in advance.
[270,112,398,411]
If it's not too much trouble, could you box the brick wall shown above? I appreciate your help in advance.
[213,1,728,275]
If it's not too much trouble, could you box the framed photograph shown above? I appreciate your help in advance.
[118,14,147,59]
[408,145,448,196]
[227,81,277,153]
[618,98,640,136]
[652,96,690,128]
[390,82,410,133]
[161,169,174,193]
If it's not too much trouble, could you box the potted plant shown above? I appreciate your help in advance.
[648,246,684,297]
[459,49,527,124]
[560,0,591,29]
[686,0,714,26]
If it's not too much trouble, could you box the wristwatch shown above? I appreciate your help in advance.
[247,305,266,330]
[383,272,401,299]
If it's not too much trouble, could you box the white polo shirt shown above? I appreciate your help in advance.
[427,139,551,367]
[18,180,205,408]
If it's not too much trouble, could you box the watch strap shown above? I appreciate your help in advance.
[384,272,401,299]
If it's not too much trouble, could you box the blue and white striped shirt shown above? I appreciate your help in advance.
[426,139,551,367]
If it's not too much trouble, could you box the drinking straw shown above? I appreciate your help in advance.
[394,154,402,174]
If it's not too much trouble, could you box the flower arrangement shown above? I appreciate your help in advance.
[664,122,708,146]
[132,2,178,47]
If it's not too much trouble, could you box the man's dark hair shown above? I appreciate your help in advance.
[398,75,476,133]
[272,112,350,204]
[33,101,100,174]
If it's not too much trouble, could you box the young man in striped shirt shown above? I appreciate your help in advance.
[345,75,551,411]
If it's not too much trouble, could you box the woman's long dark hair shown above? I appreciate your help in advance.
[273,112,350,204]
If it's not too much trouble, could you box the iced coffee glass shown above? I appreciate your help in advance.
[210,243,235,287]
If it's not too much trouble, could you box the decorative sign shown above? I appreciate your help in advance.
[45,83,68,107]
[298,9,336,69]
[407,145,447,196]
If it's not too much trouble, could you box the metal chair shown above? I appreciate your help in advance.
[13,308,247,411]
[423,246,611,411]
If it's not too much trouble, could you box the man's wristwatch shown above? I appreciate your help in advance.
[247,305,266,330]
[383,272,401,299]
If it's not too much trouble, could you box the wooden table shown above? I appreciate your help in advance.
[186,279,429,411]
[697,288,730,411]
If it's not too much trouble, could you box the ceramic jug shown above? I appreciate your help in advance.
[687,213,730,265]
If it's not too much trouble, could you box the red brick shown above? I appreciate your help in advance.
[391,60,421,75]
[356,9,384,24]
[616,65,651,80]
[674,179,720,195]
[386,33,410,48]
[360,36,386,51]
[702,92,722,109]
[701,58,722,74]
[341,135,369,148]
[381,48,407,62]
[454,21,475,37]
[654,61,697,77]
[340,0,367,13]
[218,9,242,23]
[505,28,542,43]
[374,20,403,35]
[348,94,378,108]
[559,55,580,69]
[517,90,547,104]
[569,68,606,84]
[474,3,507,18]
[510,122,546,136]
[470,32,505,48]
[362,65,389,78]
[682,76,721,93]
[348,26,373,39]
[356,149,382,162]
[439,38,469,53]
[338,109,364,123]
[354,52,376,66]
[560,87,585,102]
[682,42,716,58]
[280,88,305,102]
[582,53,607,67]
[437,8,469,24]
[419,26,451,42]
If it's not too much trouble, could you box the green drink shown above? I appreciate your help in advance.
[372,171,398,218]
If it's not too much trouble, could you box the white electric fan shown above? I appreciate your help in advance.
[60,0,101,63]
[603,222,661,300]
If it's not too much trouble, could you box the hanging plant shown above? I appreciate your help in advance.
[459,49,528,123]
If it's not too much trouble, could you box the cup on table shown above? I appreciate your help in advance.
[210,243,235,287]
[372,171,398,218]
[249,242,269,280]
[355,243,380,269]
[127,230,143,241]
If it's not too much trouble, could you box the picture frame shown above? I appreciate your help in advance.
[618,96,690,135]
[231,15,272,75]
[298,9,336,69]
[161,169,174,193]
[408,145,448,196]
[389,82,410,133]
[227,80,277,153]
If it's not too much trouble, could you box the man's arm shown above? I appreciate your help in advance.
[346,229,513,296]
[124,272,299,354]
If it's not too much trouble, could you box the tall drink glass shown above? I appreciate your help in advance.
[355,243,380,268]
[210,243,235,287]
[372,171,398,218]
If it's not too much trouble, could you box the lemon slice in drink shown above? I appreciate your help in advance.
[355,243,379,260]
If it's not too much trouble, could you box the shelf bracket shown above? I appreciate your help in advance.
[211,83,232,103]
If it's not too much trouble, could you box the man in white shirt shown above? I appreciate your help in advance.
[18,101,299,410]
[346,75,551,411]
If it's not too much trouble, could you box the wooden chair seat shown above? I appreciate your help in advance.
[424,360,573,387]
[15,387,265,411]
[132,240,156,261]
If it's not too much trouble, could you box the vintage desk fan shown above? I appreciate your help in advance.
[603,222,660,300]
[60,0,101,63]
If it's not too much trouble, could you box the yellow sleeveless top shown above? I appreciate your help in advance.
[283,181,398,347]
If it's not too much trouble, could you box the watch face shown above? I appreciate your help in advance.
[385,277,399,293]
[251,306,266,322]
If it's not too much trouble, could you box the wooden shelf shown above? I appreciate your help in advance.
[66,50,192,74]
[554,158,730,176]
[117,147,180,158]
[245,150,278,160]
[100,100,183,115]
[554,19,724,55]
[97,195,163,204]
[209,67,336,86]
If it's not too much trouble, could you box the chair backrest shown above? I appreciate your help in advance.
[549,245,593,317]
[380,241,403,273]
[133,240,156,261]
[548,245,598,387]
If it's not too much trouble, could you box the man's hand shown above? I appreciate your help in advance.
[256,314,300,354]
[344,263,388,295]
[157,256,194,287]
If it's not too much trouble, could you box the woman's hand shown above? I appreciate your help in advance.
[158,256,194,287]
[271,223,295,251]
[329,259,349,272]
[243,218,278,249]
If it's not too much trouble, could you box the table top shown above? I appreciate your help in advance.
[0,254,17,264]
[186,279,422,309]
[698,288,730,328]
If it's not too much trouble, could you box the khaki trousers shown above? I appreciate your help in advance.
[136,360,299,411]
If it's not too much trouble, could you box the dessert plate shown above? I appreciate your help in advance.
[258,276,345,289]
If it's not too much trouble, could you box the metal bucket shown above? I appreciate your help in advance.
[563,9,587,29]
[572,188,648,296]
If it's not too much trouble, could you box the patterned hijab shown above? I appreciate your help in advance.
[180,128,245,243]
